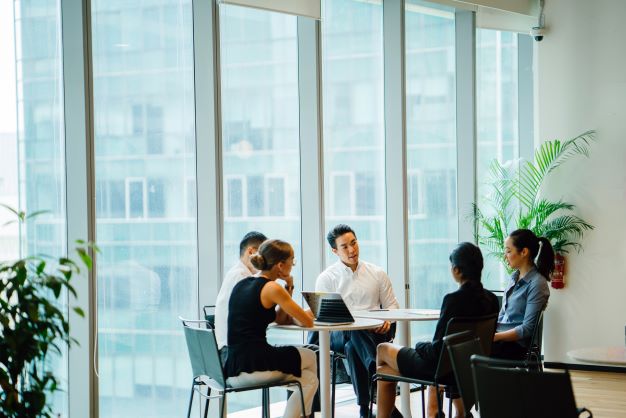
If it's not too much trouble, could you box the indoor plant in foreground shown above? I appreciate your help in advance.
[0,205,95,417]
[473,130,596,288]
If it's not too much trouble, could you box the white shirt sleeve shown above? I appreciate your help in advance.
[378,270,400,310]
[315,269,335,292]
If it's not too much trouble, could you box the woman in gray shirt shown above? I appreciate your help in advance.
[493,228,555,360]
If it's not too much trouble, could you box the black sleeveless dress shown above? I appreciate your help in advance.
[224,276,302,378]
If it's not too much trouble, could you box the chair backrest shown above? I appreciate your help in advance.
[471,355,580,418]
[181,318,226,388]
[444,332,483,413]
[434,313,497,379]
[203,305,216,329]
[527,309,545,361]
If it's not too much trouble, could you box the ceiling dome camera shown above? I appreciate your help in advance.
[531,26,545,42]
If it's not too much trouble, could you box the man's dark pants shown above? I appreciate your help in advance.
[308,326,395,411]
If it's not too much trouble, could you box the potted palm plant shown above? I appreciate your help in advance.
[473,130,596,288]
[0,205,95,417]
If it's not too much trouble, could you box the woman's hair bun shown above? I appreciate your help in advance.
[249,253,266,270]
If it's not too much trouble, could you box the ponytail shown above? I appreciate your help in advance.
[536,237,555,280]
[509,229,555,281]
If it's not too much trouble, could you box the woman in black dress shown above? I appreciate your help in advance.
[375,242,499,418]
[224,239,317,418]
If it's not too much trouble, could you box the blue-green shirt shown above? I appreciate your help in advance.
[497,266,550,344]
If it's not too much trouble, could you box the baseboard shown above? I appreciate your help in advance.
[544,361,626,374]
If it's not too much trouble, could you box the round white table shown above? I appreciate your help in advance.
[272,318,384,418]
[352,309,440,418]
[567,346,626,366]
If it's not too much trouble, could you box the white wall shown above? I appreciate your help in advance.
[536,0,626,363]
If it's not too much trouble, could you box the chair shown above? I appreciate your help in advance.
[202,305,216,328]
[525,309,544,371]
[444,331,482,417]
[369,313,497,418]
[181,318,306,418]
[471,355,593,418]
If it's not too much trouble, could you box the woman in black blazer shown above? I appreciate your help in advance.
[375,242,499,418]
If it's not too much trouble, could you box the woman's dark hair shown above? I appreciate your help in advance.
[449,242,484,283]
[250,239,292,271]
[508,229,555,280]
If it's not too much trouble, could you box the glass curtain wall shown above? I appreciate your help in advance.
[4,1,69,415]
[322,0,386,268]
[91,1,198,417]
[476,29,519,290]
[0,2,21,262]
[219,4,302,414]
[405,2,457,342]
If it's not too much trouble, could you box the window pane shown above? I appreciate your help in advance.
[476,29,519,291]
[91,1,198,417]
[226,177,243,217]
[127,179,145,219]
[2,1,68,415]
[405,1,457,342]
[0,4,20,262]
[220,5,302,413]
[322,0,386,267]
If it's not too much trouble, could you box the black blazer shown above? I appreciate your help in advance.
[415,281,499,362]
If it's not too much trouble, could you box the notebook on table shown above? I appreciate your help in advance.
[302,291,355,326]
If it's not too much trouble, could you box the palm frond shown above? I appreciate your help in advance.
[516,130,597,208]
[535,215,594,243]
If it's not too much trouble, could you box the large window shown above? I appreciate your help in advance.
[0,2,20,262]
[405,2,457,341]
[91,1,197,417]
[476,29,520,290]
[2,2,536,416]
[322,0,386,268]
[219,5,302,413]
[3,1,68,415]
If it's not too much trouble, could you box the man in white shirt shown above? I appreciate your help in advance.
[315,224,399,418]
[214,231,267,350]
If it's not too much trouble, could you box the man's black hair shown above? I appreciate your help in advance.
[327,224,357,249]
[239,231,267,257]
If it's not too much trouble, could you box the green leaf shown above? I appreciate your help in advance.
[76,247,92,270]
[473,130,596,270]
[37,261,46,275]
[73,307,85,317]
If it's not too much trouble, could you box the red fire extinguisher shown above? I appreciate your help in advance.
[551,253,565,289]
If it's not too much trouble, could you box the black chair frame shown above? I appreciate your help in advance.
[444,331,482,418]
[470,355,593,418]
[182,318,306,418]
[369,313,497,418]
[525,309,544,371]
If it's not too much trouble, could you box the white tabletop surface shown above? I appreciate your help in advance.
[271,317,384,332]
[567,346,626,366]
[352,308,440,321]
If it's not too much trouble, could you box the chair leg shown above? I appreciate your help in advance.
[421,385,426,418]
[368,376,377,418]
[332,355,338,418]
[187,379,196,418]
[262,388,270,418]
[296,382,306,418]
[447,393,452,418]
[434,385,444,418]
[204,386,211,418]
[219,393,226,418]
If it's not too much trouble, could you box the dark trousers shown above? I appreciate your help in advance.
[491,340,528,360]
[309,328,394,408]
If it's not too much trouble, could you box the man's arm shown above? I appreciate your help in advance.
[315,269,335,292]
[379,270,400,309]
